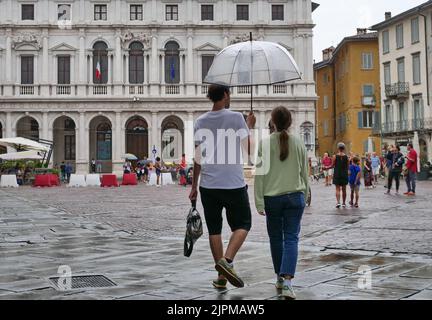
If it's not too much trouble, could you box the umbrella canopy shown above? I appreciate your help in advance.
[204,40,302,87]
[0,137,50,152]
[0,150,44,160]
[121,153,138,161]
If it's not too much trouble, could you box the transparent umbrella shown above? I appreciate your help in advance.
[204,33,302,111]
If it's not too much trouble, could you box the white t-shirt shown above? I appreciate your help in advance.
[194,109,249,189]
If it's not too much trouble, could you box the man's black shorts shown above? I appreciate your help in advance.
[199,186,252,236]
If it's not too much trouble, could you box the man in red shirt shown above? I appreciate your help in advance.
[404,143,418,196]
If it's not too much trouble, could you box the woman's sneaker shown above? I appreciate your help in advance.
[215,258,244,288]
[275,277,284,290]
[212,278,227,289]
[282,281,296,300]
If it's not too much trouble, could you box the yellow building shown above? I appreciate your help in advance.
[314,29,381,157]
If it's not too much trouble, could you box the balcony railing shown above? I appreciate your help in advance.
[374,118,432,135]
[237,86,251,94]
[93,85,108,95]
[128,85,145,95]
[385,82,409,99]
[362,95,376,107]
[165,84,180,95]
[201,85,209,95]
[56,85,71,95]
[19,85,35,95]
[273,84,287,94]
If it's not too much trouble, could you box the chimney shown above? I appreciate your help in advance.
[322,46,335,61]
[357,28,367,35]
[385,12,392,20]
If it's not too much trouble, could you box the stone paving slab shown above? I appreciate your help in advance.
[1,182,432,300]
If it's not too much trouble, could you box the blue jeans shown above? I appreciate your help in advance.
[264,192,305,278]
[405,170,417,193]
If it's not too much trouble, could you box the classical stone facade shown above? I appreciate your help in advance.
[0,0,318,174]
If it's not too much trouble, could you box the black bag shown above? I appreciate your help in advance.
[184,200,203,257]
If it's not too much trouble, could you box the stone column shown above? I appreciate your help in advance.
[5,112,12,138]
[4,29,13,96]
[144,53,149,84]
[184,112,194,163]
[88,54,93,85]
[186,30,195,95]
[125,53,130,84]
[70,54,76,85]
[34,54,39,85]
[149,31,159,95]
[151,112,160,158]
[160,53,166,85]
[112,112,123,175]
[179,53,184,85]
[42,112,49,141]
[78,29,87,96]
[113,30,122,95]
[75,112,88,174]
[108,53,113,85]
[223,29,229,48]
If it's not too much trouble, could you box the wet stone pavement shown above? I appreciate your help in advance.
[0,179,431,300]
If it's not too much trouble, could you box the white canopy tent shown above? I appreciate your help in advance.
[0,150,44,161]
[0,137,50,152]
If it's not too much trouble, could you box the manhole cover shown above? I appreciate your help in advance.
[49,275,116,290]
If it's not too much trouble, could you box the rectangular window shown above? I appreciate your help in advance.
[22,4,34,20]
[57,56,70,85]
[236,5,249,21]
[362,52,373,69]
[130,5,143,21]
[272,5,284,21]
[399,102,407,121]
[363,84,374,96]
[58,4,71,21]
[396,24,404,49]
[323,95,329,109]
[383,62,391,85]
[94,5,107,21]
[413,53,421,85]
[413,98,424,120]
[64,135,76,160]
[323,120,329,137]
[411,17,420,43]
[166,5,178,21]
[362,111,374,128]
[21,56,34,85]
[323,73,328,85]
[202,55,215,82]
[201,5,214,21]
[397,58,405,83]
[382,30,389,54]
[385,104,393,124]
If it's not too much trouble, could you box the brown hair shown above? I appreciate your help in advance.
[271,106,292,161]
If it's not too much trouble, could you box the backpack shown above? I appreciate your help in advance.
[184,200,203,257]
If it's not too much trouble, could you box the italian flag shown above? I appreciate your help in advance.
[95,61,101,80]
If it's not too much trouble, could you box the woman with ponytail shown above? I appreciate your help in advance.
[254,106,309,300]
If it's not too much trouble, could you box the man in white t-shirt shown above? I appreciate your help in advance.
[189,84,255,289]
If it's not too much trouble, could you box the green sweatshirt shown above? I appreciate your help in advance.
[254,133,309,212]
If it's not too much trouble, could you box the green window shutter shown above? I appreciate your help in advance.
[358,112,363,128]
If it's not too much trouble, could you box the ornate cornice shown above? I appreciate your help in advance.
[120,30,151,49]
[11,32,42,49]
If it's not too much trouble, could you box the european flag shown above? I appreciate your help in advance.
[169,58,176,81]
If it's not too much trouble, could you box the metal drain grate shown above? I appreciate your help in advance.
[49,275,117,290]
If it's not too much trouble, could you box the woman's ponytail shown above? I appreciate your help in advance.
[271,106,292,162]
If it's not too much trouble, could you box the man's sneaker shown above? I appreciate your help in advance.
[282,282,297,300]
[336,203,341,209]
[212,278,227,289]
[275,277,284,290]
[408,192,416,196]
[404,192,410,195]
[215,258,244,288]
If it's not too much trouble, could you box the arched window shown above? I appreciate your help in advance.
[165,41,180,84]
[93,41,108,84]
[300,122,314,151]
[96,122,112,160]
[129,42,144,84]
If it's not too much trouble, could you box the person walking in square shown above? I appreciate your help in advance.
[363,153,373,189]
[404,143,418,196]
[254,106,309,300]
[349,156,362,208]
[386,145,404,195]
[155,157,162,187]
[322,152,333,187]
[332,143,349,208]
[189,84,256,290]
[60,161,66,183]
[65,162,73,183]
[371,152,380,187]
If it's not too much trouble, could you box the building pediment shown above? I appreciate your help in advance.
[49,43,78,52]
[195,42,221,52]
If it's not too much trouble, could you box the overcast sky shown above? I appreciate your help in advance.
[312,0,427,62]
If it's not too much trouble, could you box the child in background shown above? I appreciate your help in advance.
[349,156,362,208]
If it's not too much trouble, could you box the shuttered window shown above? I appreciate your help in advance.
[57,56,70,84]
[21,56,34,84]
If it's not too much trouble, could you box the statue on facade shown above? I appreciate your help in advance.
[229,33,257,45]
[121,30,151,49]
[12,33,42,49]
